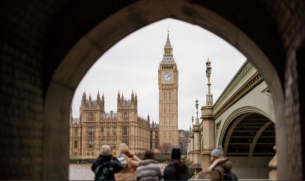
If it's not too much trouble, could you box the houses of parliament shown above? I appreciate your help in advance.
[69,32,181,158]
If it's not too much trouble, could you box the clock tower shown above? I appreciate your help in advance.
[158,31,179,150]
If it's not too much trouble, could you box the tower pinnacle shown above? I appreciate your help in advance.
[164,30,172,50]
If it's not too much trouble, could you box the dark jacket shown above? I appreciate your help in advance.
[91,155,123,180]
[163,160,190,180]
[136,159,162,180]
[210,158,233,180]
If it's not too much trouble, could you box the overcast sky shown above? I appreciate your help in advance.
[72,18,246,130]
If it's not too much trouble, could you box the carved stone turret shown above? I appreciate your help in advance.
[97,91,101,103]
[131,91,134,102]
[101,93,105,112]
[88,93,92,106]
[81,92,87,107]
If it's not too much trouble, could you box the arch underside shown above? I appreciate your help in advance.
[225,113,275,157]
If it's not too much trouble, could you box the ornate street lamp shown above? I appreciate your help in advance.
[195,99,199,124]
[206,58,213,105]
[192,116,194,126]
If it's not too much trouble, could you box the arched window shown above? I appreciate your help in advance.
[113,127,116,135]
[88,127,94,136]
[74,141,78,148]
[88,140,94,148]
[123,126,128,135]
[101,127,103,135]
[113,140,116,148]
[124,112,128,119]
[74,128,78,137]
[89,113,93,120]
[107,127,110,135]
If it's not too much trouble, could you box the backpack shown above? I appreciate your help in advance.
[224,171,238,181]
[94,161,114,181]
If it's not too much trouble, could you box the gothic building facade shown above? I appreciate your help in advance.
[69,91,159,158]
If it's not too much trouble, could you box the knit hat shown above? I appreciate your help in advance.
[101,145,111,156]
[171,148,181,160]
[211,146,224,157]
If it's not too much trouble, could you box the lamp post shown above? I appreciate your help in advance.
[206,58,213,105]
[192,116,194,127]
[195,99,199,124]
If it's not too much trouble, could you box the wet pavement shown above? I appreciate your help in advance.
[69,164,94,180]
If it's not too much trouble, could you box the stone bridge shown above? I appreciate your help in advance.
[187,61,276,179]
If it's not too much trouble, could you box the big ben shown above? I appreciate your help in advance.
[158,31,179,149]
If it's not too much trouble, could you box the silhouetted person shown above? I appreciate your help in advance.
[208,146,237,180]
[91,145,123,180]
[115,143,141,180]
[136,150,162,180]
[163,148,190,180]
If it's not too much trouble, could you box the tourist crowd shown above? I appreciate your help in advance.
[91,143,236,181]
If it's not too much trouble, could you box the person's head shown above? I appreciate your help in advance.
[210,146,224,163]
[119,143,129,154]
[100,145,111,156]
[143,150,155,160]
[171,148,181,160]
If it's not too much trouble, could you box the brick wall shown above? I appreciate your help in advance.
[264,0,305,179]
[0,1,68,179]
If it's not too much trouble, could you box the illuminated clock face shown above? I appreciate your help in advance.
[163,72,172,82]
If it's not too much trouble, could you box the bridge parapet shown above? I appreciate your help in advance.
[213,60,258,117]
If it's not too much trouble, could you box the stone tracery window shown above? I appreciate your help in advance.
[88,140,94,148]
[113,127,116,135]
[74,128,78,137]
[123,126,128,136]
[107,127,110,135]
[113,140,116,148]
[89,113,93,120]
[88,127,94,136]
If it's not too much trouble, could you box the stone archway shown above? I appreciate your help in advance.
[221,113,275,179]
[44,0,286,179]
[218,106,273,147]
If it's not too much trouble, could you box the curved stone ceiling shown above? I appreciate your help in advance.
[224,113,275,157]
